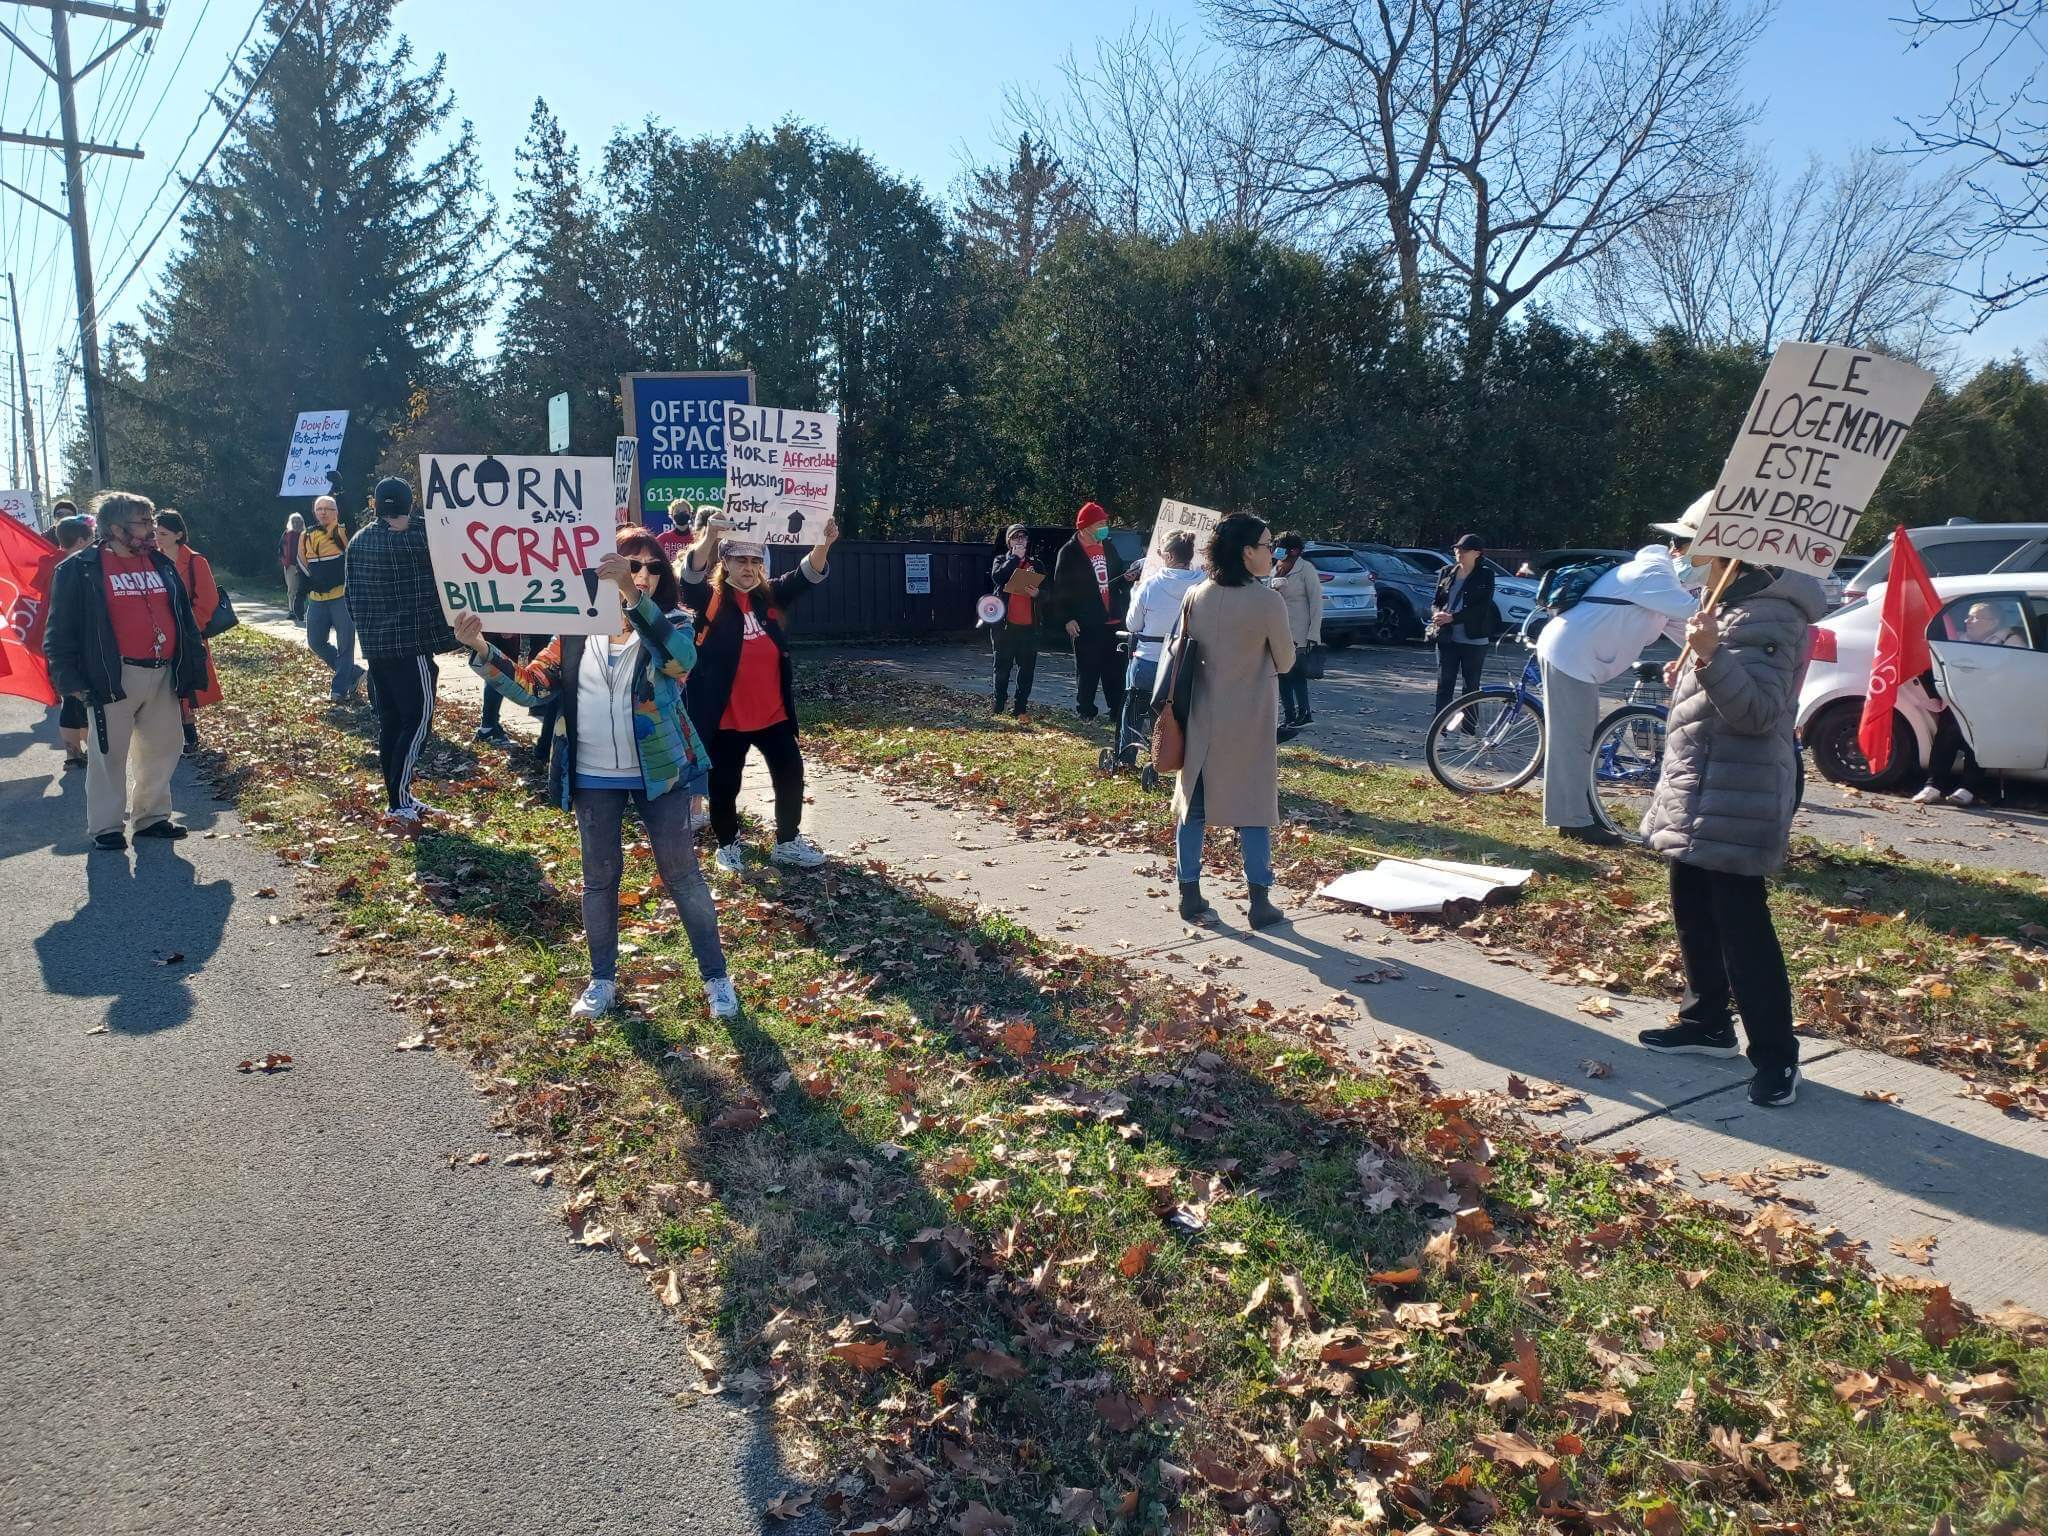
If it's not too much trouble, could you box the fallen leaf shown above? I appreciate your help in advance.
[963,1347,1025,1383]
[1580,1058,1614,1079]
[764,1491,812,1520]
[828,1339,891,1371]
[1890,1233,1938,1267]
[1472,1430,1555,1472]
[1053,1487,1105,1529]
[1117,1239,1157,1280]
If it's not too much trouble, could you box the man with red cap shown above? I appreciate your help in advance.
[1052,500,1129,719]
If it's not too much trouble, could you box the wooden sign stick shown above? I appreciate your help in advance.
[1676,558,1745,677]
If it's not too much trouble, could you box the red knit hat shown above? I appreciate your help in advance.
[1075,501,1108,531]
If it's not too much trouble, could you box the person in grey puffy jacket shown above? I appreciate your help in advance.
[1636,559,1827,1109]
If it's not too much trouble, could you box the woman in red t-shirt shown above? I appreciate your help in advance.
[154,510,223,755]
[679,516,838,875]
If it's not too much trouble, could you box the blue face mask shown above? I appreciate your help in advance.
[1672,551,1706,590]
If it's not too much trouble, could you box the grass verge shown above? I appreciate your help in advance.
[802,664,2048,1101]
[202,629,2048,1534]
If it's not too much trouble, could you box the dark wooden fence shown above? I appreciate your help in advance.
[769,539,994,640]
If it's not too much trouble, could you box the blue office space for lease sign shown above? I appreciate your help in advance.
[622,372,755,533]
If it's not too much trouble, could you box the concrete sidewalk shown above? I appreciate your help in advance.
[240,601,2048,1316]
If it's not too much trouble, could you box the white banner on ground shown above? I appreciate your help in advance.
[613,436,637,521]
[1691,343,1935,578]
[419,453,620,637]
[1140,498,1226,585]
[279,409,348,497]
[723,406,838,547]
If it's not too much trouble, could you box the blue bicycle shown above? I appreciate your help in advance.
[1424,643,1666,798]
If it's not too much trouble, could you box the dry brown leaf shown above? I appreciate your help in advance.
[1117,1239,1157,1280]
[1472,1430,1555,1472]
[764,1491,812,1520]
[1889,1233,1939,1266]
[963,1348,1025,1383]
[827,1339,891,1371]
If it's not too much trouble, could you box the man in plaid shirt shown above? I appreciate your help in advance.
[346,477,455,824]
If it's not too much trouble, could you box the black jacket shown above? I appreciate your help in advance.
[679,561,825,736]
[1052,536,1126,629]
[44,543,208,704]
[990,552,1044,622]
[1431,562,1498,642]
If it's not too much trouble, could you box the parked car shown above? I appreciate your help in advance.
[1345,544,1440,642]
[1398,547,1539,633]
[1797,571,2048,789]
[1297,542,1379,645]
[1843,520,2048,602]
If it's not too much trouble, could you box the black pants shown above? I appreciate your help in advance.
[1279,657,1311,723]
[1073,624,1125,718]
[368,655,437,811]
[478,634,536,729]
[1434,639,1487,713]
[1926,709,1985,797]
[707,718,804,847]
[1669,860,1797,1073]
[993,622,1038,711]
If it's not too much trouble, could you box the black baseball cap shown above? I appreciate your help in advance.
[374,477,414,518]
[1454,533,1484,552]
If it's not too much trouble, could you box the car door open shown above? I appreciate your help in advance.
[1926,593,2048,770]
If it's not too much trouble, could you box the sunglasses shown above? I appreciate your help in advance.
[623,558,663,574]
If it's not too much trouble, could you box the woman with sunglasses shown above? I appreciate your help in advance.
[679,514,838,874]
[453,527,735,1022]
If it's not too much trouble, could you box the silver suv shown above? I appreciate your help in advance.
[1845,520,2048,601]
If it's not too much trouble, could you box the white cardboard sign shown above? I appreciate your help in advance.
[1140,498,1225,585]
[1691,343,1935,577]
[722,406,838,547]
[0,488,35,528]
[279,409,348,497]
[419,453,621,637]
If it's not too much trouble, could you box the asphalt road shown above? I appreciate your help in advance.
[830,635,2048,880]
[0,698,794,1535]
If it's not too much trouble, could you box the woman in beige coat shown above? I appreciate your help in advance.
[1170,513,1296,927]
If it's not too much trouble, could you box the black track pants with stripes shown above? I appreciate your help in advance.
[368,655,438,811]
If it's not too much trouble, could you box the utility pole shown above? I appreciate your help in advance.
[5,271,43,512]
[0,2,161,491]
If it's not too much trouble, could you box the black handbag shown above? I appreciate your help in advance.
[202,586,241,639]
[1299,642,1326,680]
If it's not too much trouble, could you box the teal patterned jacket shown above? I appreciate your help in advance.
[470,593,710,810]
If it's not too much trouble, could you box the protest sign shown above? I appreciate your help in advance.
[0,488,36,529]
[1140,498,1226,584]
[723,405,838,547]
[620,370,755,533]
[612,436,636,520]
[1691,343,1935,578]
[279,410,348,497]
[419,453,620,637]
[547,392,570,453]
[904,553,931,594]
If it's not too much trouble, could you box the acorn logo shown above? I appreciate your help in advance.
[471,454,512,507]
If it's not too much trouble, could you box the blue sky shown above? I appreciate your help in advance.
[1,0,2037,471]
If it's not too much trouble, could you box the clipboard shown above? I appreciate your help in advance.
[1003,568,1044,597]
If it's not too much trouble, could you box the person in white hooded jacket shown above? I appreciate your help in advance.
[1534,495,1706,842]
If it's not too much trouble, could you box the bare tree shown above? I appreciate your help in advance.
[1208,0,1769,368]
[954,134,1084,279]
[1896,0,2048,323]
[1585,147,1960,358]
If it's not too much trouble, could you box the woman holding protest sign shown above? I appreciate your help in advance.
[679,514,838,875]
[454,526,735,1022]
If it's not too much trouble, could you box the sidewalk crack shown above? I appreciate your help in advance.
[1579,1047,1844,1144]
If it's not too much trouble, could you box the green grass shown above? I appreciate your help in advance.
[803,663,2048,1087]
[199,629,2048,1533]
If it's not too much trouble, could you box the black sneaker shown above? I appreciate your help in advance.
[134,820,187,840]
[1559,823,1622,847]
[474,724,510,746]
[1748,1064,1799,1107]
[92,831,127,851]
[1637,1021,1740,1057]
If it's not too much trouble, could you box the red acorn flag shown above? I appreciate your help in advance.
[0,512,59,708]
[1856,527,1941,774]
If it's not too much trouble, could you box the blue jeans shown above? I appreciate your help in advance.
[1119,654,1158,762]
[304,597,357,698]
[1175,776,1273,887]
[574,784,727,984]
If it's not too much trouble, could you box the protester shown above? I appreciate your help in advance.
[655,499,693,563]
[280,511,308,620]
[298,494,361,703]
[1170,513,1294,929]
[1053,501,1128,720]
[43,491,207,850]
[455,530,735,1021]
[1912,678,1988,808]
[1430,534,1498,716]
[1534,504,1703,844]
[1270,531,1323,735]
[50,515,94,768]
[680,514,838,873]
[346,477,454,826]
[1119,531,1201,764]
[990,523,1045,718]
[152,510,224,756]
[1639,557,1827,1108]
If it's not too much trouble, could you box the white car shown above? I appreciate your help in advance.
[1797,572,2048,789]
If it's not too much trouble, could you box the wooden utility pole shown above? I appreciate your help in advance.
[0,1,161,491]
[5,271,44,513]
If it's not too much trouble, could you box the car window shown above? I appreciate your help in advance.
[1304,551,1363,574]
[1921,537,2026,577]
[1933,592,2033,649]
[1998,540,2048,574]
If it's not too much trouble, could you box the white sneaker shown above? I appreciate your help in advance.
[770,834,826,869]
[1910,785,1942,805]
[404,796,440,818]
[712,842,746,876]
[1947,787,1976,807]
[569,979,617,1020]
[705,976,739,1019]
[381,804,421,829]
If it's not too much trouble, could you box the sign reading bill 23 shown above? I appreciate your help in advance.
[420,454,621,637]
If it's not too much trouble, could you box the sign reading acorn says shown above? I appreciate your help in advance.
[420,454,621,637]
[1691,343,1935,579]
[722,406,838,547]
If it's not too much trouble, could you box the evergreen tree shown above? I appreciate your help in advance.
[104,0,494,569]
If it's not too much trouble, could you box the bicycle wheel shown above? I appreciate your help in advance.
[1588,704,1667,845]
[1426,688,1545,794]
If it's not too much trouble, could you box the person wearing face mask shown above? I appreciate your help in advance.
[1052,501,1129,720]
[455,528,733,1022]
[1269,531,1323,734]
[1533,498,1705,845]
[990,524,1044,718]
[680,514,839,874]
